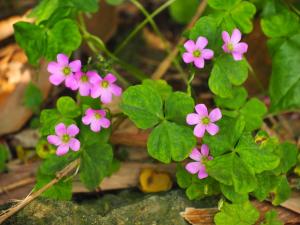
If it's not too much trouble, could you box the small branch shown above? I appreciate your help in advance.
[151,0,208,80]
[0,159,80,224]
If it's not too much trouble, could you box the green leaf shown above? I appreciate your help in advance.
[106,0,124,5]
[220,184,248,203]
[215,86,248,110]
[261,11,299,38]
[56,96,81,118]
[273,142,298,174]
[35,172,72,200]
[147,121,196,163]
[176,164,192,188]
[169,0,199,24]
[240,98,267,131]
[252,172,278,201]
[208,0,240,10]
[23,82,43,112]
[165,92,194,125]
[214,201,259,225]
[14,22,46,65]
[186,177,220,200]
[71,0,99,12]
[236,133,280,173]
[207,153,257,193]
[80,144,113,190]
[142,79,172,100]
[269,33,300,112]
[79,95,102,109]
[203,116,245,156]
[209,55,248,98]
[0,144,9,172]
[46,19,82,60]
[261,210,283,225]
[29,0,61,24]
[79,122,111,146]
[271,175,291,205]
[120,85,163,129]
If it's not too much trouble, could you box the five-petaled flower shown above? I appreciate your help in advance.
[82,108,111,132]
[75,71,100,96]
[182,36,214,69]
[90,73,122,104]
[47,53,81,90]
[47,123,80,156]
[185,144,213,179]
[186,104,222,138]
[222,28,248,61]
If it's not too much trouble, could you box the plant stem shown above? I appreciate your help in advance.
[114,0,176,54]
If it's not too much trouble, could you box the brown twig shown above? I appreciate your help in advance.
[0,177,35,195]
[151,0,208,80]
[0,159,80,224]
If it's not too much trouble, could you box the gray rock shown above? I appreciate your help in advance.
[4,190,217,225]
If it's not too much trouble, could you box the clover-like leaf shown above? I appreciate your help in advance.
[209,55,248,98]
[273,142,298,175]
[57,96,81,118]
[120,85,164,129]
[142,79,172,100]
[169,0,199,24]
[220,184,248,203]
[147,121,196,163]
[271,175,291,205]
[215,86,248,110]
[261,210,283,225]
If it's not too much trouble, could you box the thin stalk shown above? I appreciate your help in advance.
[114,0,176,54]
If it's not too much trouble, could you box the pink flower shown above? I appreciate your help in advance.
[185,144,213,179]
[182,36,214,69]
[186,104,222,138]
[47,123,80,156]
[90,73,122,104]
[82,108,111,132]
[222,28,248,61]
[47,53,81,90]
[75,71,99,96]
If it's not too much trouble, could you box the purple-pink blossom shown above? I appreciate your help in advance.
[186,104,222,138]
[74,71,99,96]
[182,36,214,69]
[185,144,213,179]
[90,73,122,104]
[47,53,81,90]
[222,28,248,61]
[47,123,80,156]
[82,108,111,132]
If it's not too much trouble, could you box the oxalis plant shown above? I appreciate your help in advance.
[3,0,299,224]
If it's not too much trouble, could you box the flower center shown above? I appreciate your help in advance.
[81,75,88,82]
[193,50,201,57]
[62,134,70,143]
[201,156,209,164]
[202,117,210,125]
[63,67,71,76]
[94,113,102,119]
[101,80,109,88]
[227,43,234,51]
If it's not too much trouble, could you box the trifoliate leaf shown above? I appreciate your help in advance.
[169,0,200,24]
[261,210,283,225]
[208,0,240,10]
[142,79,172,100]
[120,85,164,129]
[215,86,248,110]
[176,164,192,189]
[273,142,298,175]
[23,82,43,112]
[186,177,220,200]
[214,201,259,225]
[271,175,291,205]
[147,121,196,163]
[57,96,81,118]
[252,172,278,201]
[220,184,248,203]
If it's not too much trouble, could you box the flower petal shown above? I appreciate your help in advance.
[100,90,113,104]
[99,118,111,128]
[47,135,61,146]
[56,144,69,156]
[206,123,219,135]
[55,123,67,136]
[182,52,194,63]
[57,54,69,66]
[104,73,117,83]
[195,104,208,117]
[222,43,230,53]
[91,85,102,98]
[232,52,243,61]
[65,76,78,90]
[69,138,80,151]
[82,115,92,125]
[47,62,61,74]
[198,165,208,179]
[49,74,65,86]
[186,113,200,125]
[91,120,102,132]
[202,49,214,60]
[234,42,248,54]
[184,40,196,52]
[89,74,102,84]
[200,144,209,156]
[209,108,222,122]
[67,124,79,136]
[222,31,230,43]
[196,37,208,49]
[231,28,242,44]
[185,162,201,174]
[111,84,122,96]
[69,60,81,72]
[194,124,206,138]
[79,83,91,96]
[194,57,205,69]
[189,148,201,161]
